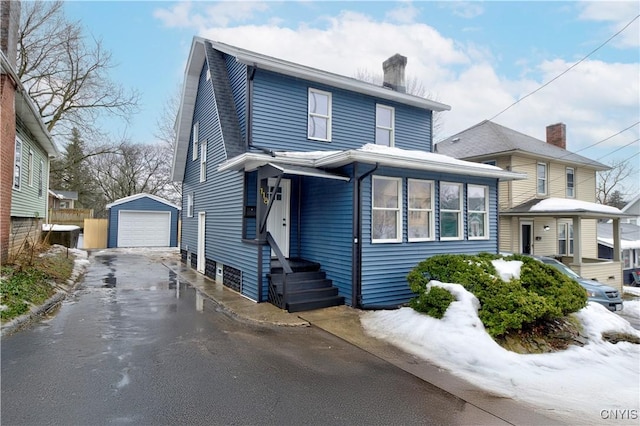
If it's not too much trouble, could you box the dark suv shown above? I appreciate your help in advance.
[535,256,623,312]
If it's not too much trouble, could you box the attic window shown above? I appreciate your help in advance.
[192,122,199,161]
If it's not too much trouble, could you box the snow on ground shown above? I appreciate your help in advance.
[361,260,640,425]
[624,286,640,297]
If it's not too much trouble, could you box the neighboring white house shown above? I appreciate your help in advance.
[620,194,640,226]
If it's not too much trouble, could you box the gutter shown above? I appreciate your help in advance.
[352,162,378,308]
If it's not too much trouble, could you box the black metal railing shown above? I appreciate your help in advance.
[266,232,292,309]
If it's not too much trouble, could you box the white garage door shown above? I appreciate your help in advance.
[117,211,171,247]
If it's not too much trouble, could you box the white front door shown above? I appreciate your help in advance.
[197,212,206,273]
[266,178,290,258]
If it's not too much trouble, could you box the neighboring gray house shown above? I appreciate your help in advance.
[620,195,640,226]
[598,222,640,285]
[106,193,180,248]
[49,190,78,209]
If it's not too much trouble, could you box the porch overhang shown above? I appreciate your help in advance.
[259,163,351,181]
[219,144,526,181]
[500,198,630,220]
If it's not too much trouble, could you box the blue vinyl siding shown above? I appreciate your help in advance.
[298,174,354,305]
[181,61,260,301]
[252,70,432,152]
[107,197,179,248]
[224,54,247,145]
[360,167,498,307]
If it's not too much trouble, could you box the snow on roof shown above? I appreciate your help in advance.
[357,143,503,171]
[221,144,526,182]
[530,198,623,215]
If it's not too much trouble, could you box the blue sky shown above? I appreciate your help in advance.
[64,1,639,193]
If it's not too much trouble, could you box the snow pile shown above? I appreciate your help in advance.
[361,259,640,423]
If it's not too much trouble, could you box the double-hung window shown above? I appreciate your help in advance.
[537,162,547,195]
[408,179,434,241]
[558,222,574,255]
[468,185,489,239]
[375,105,394,146]
[372,176,402,242]
[440,182,462,240]
[566,167,575,198]
[308,88,331,141]
[192,122,199,161]
[200,139,207,182]
[28,150,34,186]
[13,138,22,190]
[187,193,194,218]
[38,160,44,197]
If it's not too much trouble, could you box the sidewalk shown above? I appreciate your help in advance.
[165,258,565,426]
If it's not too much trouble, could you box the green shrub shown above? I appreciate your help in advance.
[409,285,455,319]
[407,253,588,338]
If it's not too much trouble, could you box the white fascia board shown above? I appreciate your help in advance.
[106,193,181,210]
[2,51,59,158]
[218,152,317,172]
[172,40,206,182]
[315,150,527,181]
[208,40,451,112]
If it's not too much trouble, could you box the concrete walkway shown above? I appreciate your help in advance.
[164,258,565,426]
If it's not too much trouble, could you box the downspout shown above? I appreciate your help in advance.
[352,162,378,308]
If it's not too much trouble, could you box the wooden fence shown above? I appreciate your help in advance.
[49,208,94,228]
[82,218,108,249]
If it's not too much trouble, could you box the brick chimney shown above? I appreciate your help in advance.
[546,123,566,150]
[382,54,407,93]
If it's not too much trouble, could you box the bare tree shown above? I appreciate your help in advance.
[89,142,179,209]
[596,159,636,205]
[354,68,444,139]
[154,87,182,197]
[17,0,139,142]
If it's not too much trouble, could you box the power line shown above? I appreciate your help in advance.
[488,14,640,122]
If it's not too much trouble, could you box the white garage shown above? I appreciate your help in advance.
[106,193,180,248]
[117,211,171,247]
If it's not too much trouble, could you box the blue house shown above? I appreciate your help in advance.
[171,37,524,312]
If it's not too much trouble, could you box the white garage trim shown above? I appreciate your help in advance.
[117,210,171,248]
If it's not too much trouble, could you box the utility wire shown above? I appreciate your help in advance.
[488,14,640,122]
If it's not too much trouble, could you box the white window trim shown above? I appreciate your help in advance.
[375,104,395,147]
[372,176,402,243]
[192,122,199,161]
[13,137,22,191]
[187,193,194,218]
[566,167,575,198]
[307,88,332,142]
[408,179,434,242]
[537,162,548,195]
[467,184,489,240]
[200,139,207,182]
[38,160,44,197]
[557,221,574,256]
[439,182,463,241]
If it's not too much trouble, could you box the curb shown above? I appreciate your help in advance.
[1,249,90,337]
